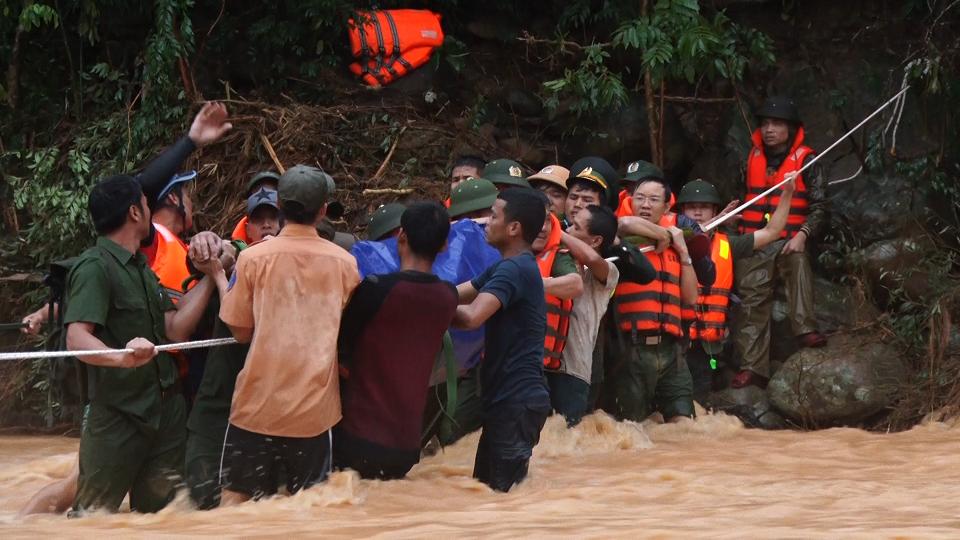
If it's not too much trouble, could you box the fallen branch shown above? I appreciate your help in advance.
[259,133,285,173]
[362,188,414,196]
[371,126,407,182]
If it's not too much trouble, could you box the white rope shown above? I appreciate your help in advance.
[828,164,864,186]
[0,337,238,362]
[703,85,911,233]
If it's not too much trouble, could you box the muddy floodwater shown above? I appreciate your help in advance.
[2,411,960,538]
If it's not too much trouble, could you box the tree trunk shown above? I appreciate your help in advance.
[6,23,24,110]
[641,0,660,166]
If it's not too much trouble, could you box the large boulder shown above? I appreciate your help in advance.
[768,333,907,426]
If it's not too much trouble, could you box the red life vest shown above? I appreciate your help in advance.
[347,10,444,87]
[740,127,814,238]
[689,232,733,343]
[536,213,573,370]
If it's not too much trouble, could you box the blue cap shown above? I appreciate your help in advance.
[157,170,198,202]
[247,187,279,215]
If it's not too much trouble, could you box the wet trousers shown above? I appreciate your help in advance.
[733,239,818,378]
[73,396,186,514]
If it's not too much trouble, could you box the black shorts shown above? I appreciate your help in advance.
[473,399,550,492]
[222,424,331,499]
[332,427,420,480]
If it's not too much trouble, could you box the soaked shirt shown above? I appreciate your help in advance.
[220,223,360,438]
[471,252,550,407]
[63,237,177,429]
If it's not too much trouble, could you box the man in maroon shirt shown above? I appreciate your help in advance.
[335,201,459,479]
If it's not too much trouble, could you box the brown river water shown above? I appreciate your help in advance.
[1,410,959,538]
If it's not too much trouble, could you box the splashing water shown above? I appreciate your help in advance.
[3,411,960,537]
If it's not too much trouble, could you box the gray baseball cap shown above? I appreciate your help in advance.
[278,165,333,213]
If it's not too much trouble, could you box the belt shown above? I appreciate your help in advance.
[628,333,674,346]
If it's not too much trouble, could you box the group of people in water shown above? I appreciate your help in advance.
[16,94,828,515]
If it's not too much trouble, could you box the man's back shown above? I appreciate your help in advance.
[220,223,360,438]
[470,251,549,406]
[338,271,458,451]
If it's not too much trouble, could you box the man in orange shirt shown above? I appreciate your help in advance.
[219,165,360,504]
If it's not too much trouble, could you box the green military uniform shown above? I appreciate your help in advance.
[612,334,693,420]
[64,237,185,513]
[184,314,248,509]
[439,251,577,445]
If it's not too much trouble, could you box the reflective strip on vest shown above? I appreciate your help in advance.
[613,247,683,337]
[740,127,814,238]
[689,233,733,342]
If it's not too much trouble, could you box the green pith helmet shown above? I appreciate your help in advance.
[623,160,664,183]
[245,170,281,195]
[481,158,530,188]
[366,202,406,241]
[677,179,722,206]
[756,96,802,125]
[449,177,498,218]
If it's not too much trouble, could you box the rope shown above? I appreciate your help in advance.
[703,85,911,233]
[828,164,864,186]
[0,337,238,362]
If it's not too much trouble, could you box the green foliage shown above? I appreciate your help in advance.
[543,0,776,116]
[19,2,60,30]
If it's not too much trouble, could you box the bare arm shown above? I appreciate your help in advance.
[66,322,156,368]
[669,227,699,306]
[452,292,502,330]
[457,281,480,305]
[753,176,796,249]
[560,230,609,283]
[543,273,583,299]
[226,324,254,344]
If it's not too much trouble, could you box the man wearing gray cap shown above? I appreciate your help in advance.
[219,165,360,505]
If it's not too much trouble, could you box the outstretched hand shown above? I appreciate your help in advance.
[188,102,232,147]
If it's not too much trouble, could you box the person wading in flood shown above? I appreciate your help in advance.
[65,176,227,514]
[184,188,282,510]
[453,188,552,492]
[335,202,459,479]
[218,165,360,505]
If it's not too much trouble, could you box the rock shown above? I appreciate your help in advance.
[829,173,929,246]
[706,386,786,430]
[846,237,937,305]
[768,333,907,426]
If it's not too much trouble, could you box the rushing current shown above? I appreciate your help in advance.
[2,409,959,537]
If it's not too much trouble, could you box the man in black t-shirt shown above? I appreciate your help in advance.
[335,202,459,479]
[453,188,551,492]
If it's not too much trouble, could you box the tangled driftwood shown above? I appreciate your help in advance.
[184,98,499,236]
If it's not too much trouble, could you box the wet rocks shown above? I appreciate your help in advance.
[767,333,906,426]
[706,386,786,430]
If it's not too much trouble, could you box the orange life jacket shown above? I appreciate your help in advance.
[347,10,444,87]
[740,127,814,238]
[689,232,733,343]
[613,214,684,338]
[231,217,250,243]
[536,213,573,370]
[150,222,192,303]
